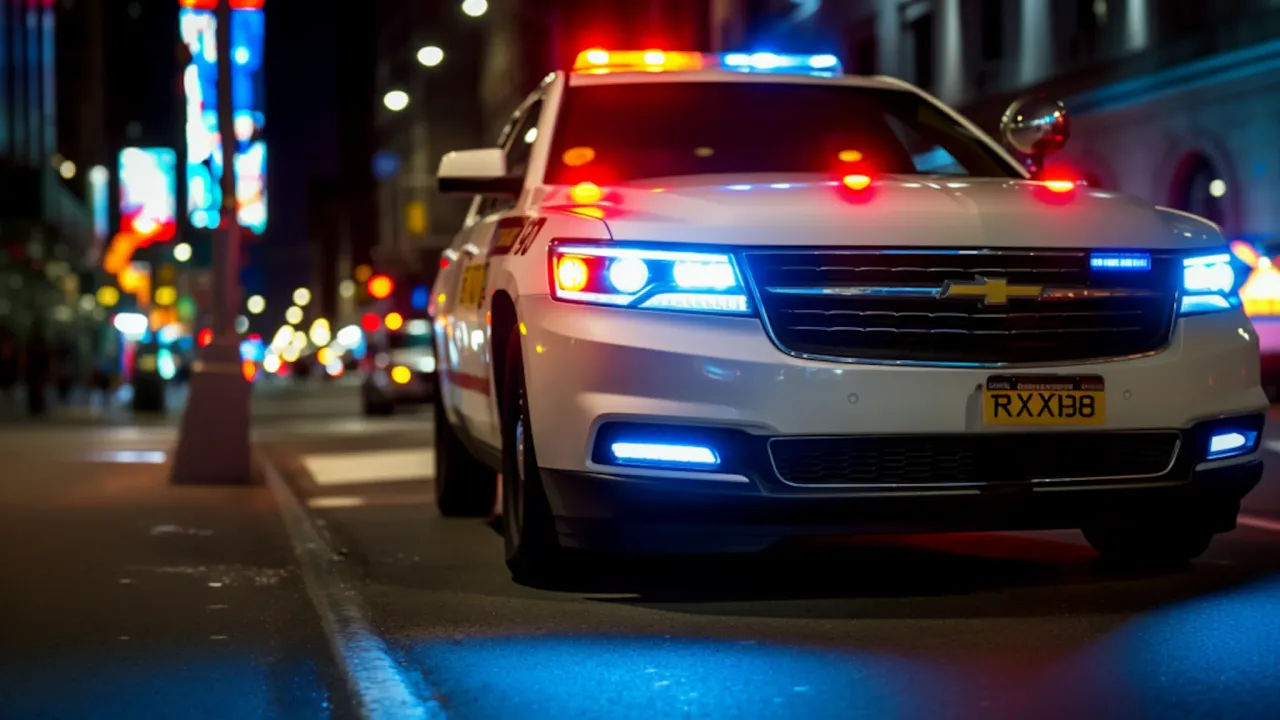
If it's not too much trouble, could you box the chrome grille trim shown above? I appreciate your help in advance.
[767,285,1165,300]
[786,326,1142,335]
[743,248,1180,367]
[768,286,941,298]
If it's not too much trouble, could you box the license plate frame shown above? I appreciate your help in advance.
[983,375,1106,426]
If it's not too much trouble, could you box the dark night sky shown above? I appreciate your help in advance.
[256,0,342,306]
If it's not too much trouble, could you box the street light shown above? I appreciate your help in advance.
[461,0,488,17]
[246,295,266,314]
[309,318,332,347]
[417,45,444,67]
[383,90,409,112]
[293,287,311,306]
[285,305,304,325]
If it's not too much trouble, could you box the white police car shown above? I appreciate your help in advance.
[429,49,1266,581]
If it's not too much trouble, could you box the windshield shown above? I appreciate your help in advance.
[547,82,1021,184]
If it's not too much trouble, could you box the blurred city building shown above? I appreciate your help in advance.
[1,0,102,370]
[739,0,1280,246]
[358,0,712,318]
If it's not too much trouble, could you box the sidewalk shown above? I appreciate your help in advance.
[0,384,187,426]
[0,420,340,718]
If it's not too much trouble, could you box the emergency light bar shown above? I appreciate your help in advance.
[573,49,843,77]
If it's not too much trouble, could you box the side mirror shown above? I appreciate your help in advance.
[1000,96,1071,177]
[437,148,523,196]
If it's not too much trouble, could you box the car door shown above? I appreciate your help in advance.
[447,91,545,449]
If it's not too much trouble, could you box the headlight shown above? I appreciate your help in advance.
[1180,250,1241,316]
[549,244,751,315]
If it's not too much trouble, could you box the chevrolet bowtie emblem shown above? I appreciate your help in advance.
[941,276,1044,305]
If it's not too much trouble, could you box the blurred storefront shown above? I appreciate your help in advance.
[738,0,1280,325]
[1,0,105,384]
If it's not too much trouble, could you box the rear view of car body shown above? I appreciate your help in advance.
[362,331,437,414]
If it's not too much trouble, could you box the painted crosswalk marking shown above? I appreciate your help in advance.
[301,449,435,486]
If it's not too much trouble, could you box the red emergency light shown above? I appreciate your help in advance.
[181,0,264,9]
[573,49,704,74]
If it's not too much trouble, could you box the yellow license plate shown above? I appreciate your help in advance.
[983,375,1105,426]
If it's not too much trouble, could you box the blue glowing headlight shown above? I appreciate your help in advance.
[1206,430,1259,460]
[551,244,752,315]
[1180,250,1241,316]
[611,441,720,468]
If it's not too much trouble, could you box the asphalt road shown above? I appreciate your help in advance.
[257,384,1280,720]
[6,380,1280,718]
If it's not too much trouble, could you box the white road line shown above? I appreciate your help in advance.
[302,449,435,486]
[1239,514,1280,533]
[82,450,169,464]
[307,496,368,510]
[260,454,441,720]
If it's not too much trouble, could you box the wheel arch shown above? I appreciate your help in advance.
[490,290,519,409]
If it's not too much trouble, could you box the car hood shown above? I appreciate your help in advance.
[539,174,1223,251]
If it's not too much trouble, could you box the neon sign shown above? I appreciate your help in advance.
[180,0,267,234]
[104,147,178,275]
[119,147,178,240]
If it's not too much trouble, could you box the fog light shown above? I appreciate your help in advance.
[611,442,720,467]
[1206,430,1259,460]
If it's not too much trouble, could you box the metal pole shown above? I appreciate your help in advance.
[170,0,252,485]
[215,0,241,337]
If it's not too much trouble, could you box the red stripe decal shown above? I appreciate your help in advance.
[446,369,491,395]
[488,217,528,257]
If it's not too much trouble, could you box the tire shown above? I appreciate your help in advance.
[1083,524,1215,565]
[433,379,498,517]
[500,325,572,583]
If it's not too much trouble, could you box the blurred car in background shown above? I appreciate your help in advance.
[362,321,436,415]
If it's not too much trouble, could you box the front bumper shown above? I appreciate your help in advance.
[544,458,1263,553]
[515,296,1267,551]
[521,296,1266,468]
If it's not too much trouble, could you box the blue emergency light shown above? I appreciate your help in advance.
[720,52,843,76]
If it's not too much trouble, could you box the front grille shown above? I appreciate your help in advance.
[769,432,1181,486]
[744,249,1178,364]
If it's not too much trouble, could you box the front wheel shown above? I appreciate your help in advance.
[1083,524,1215,565]
[500,325,572,584]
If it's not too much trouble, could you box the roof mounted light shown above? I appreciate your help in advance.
[571,49,842,76]
[573,49,704,74]
[720,52,843,76]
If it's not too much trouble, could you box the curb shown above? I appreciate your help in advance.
[259,453,444,720]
